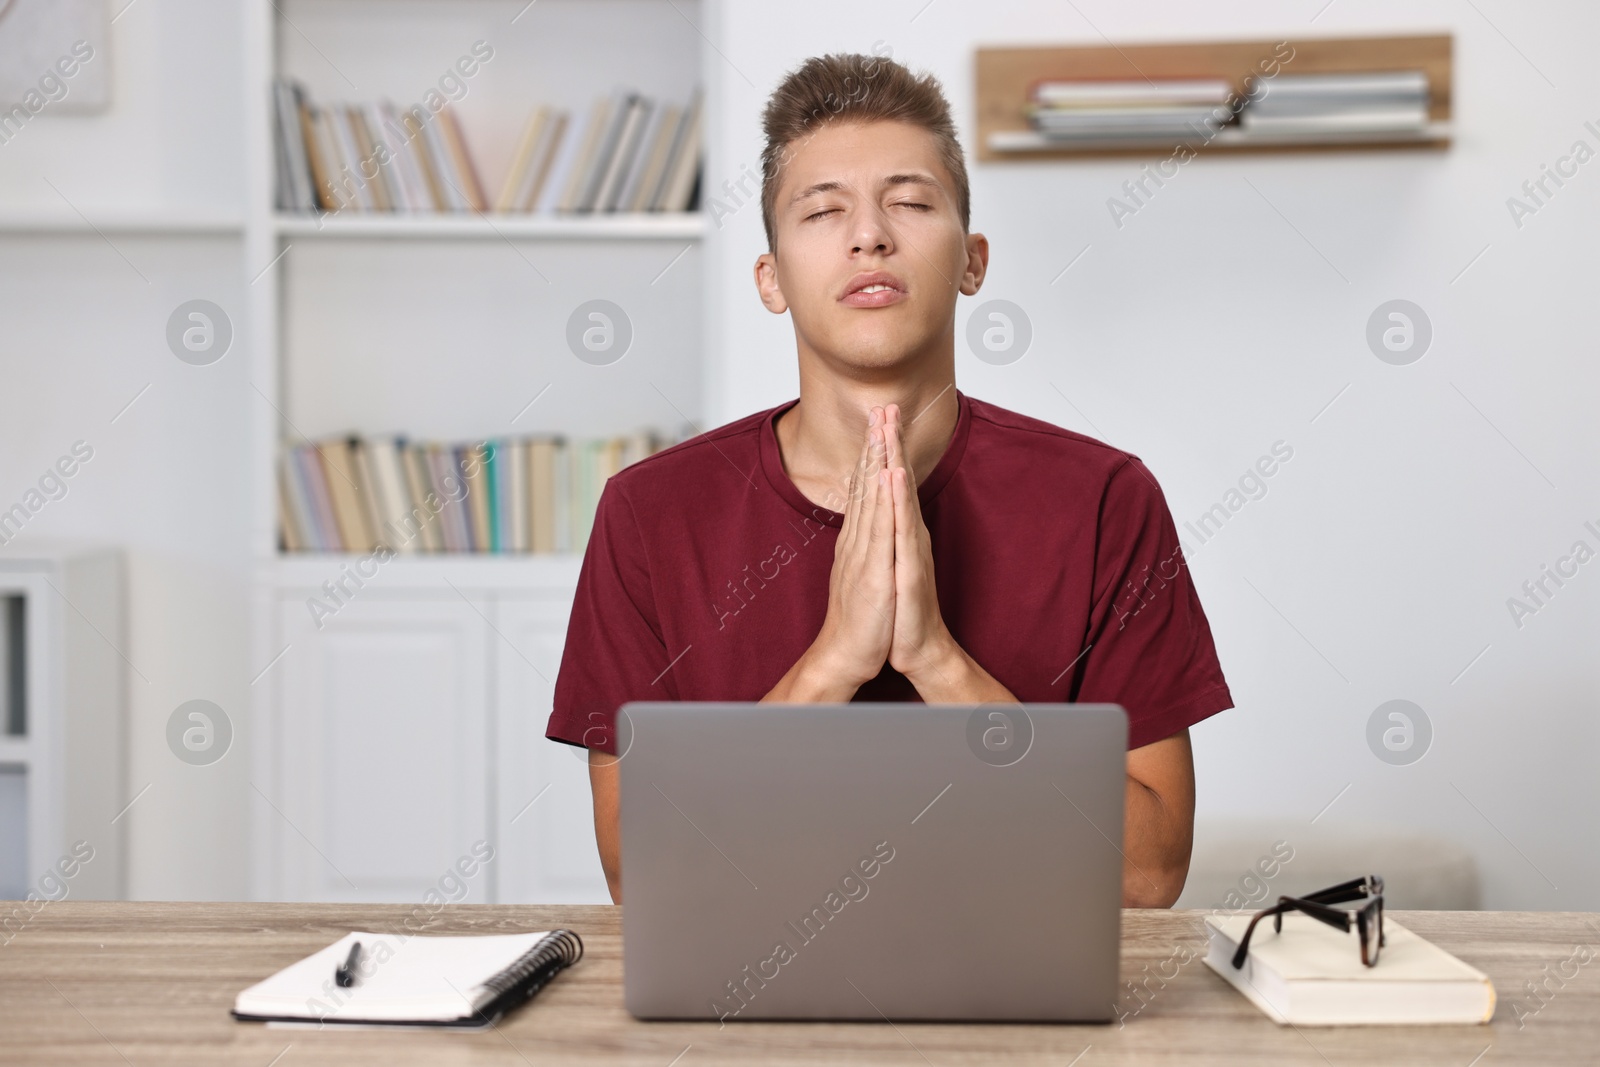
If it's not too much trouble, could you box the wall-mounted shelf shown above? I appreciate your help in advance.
[272,212,705,241]
[976,34,1453,161]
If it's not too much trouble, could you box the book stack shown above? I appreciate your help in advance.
[1240,71,1430,138]
[272,80,703,216]
[493,89,704,214]
[1022,78,1236,143]
[272,82,485,213]
[278,431,683,555]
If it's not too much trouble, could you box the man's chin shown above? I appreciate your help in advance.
[828,350,925,378]
[815,334,937,377]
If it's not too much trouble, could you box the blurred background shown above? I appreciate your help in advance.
[0,0,1594,912]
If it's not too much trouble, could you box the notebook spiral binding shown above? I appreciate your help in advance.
[479,929,584,1005]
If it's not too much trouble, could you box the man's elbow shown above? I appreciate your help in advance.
[1123,848,1191,908]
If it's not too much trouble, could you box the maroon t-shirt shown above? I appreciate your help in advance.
[547,390,1232,753]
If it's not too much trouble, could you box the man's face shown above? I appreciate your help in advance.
[756,119,984,376]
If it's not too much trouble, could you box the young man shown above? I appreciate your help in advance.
[547,53,1233,907]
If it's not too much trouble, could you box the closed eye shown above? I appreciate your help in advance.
[804,208,839,221]
[894,202,931,210]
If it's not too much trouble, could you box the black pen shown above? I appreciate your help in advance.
[335,940,362,987]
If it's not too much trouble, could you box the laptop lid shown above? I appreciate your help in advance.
[618,702,1127,1022]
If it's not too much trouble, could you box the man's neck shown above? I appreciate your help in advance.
[774,353,960,510]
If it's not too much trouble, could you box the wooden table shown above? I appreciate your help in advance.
[0,903,1595,1065]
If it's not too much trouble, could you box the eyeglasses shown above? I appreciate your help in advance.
[1230,875,1386,969]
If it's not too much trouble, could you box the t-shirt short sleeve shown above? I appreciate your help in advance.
[547,480,668,754]
[1074,456,1234,750]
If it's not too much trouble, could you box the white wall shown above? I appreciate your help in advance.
[0,0,250,899]
[0,0,243,212]
[703,0,1600,908]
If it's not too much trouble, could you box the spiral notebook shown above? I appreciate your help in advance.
[232,929,583,1029]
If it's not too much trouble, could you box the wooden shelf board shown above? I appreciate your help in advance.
[987,120,1453,159]
[976,34,1453,162]
[272,212,705,240]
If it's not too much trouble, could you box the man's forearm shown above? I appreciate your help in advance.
[588,750,623,904]
[761,643,867,703]
[902,632,1019,704]
[772,630,1019,705]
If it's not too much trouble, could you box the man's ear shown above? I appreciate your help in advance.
[754,251,789,314]
[959,232,989,297]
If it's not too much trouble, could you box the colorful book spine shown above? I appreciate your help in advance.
[483,440,501,554]
[277,430,679,555]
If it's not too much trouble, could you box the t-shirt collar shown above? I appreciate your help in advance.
[758,387,972,527]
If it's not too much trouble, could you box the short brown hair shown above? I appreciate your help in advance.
[759,51,970,252]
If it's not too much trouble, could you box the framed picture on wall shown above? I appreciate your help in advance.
[0,0,111,115]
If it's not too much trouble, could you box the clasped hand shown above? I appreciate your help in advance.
[813,403,955,692]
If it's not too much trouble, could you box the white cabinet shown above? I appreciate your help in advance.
[0,546,124,903]
[255,557,608,904]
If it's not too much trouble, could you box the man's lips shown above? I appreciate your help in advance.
[840,271,907,308]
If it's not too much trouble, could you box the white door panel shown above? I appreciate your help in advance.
[272,595,489,902]
[493,595,610,903]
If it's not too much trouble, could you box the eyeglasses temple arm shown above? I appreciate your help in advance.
[1299,876,1381,905]
[1286,897,1357,931]
[1231,905,1286,969]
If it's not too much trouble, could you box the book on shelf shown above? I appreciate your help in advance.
[1026,104,1236,139]
[465,443,492,551]
[1031,77,1234,108]
[272,81,316,213]
[272,78,703,217]
[618,101,674,211]
[496,106,563,212]
[658,85,704,211]
[581,91,640,212]
[1239,108,1431,136]
[1249,70,1430,110]
[1024,78,1236,141]
[1241,70,1430,134]
[277,430,684,555]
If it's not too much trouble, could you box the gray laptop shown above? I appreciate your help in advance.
[618,702,1127,1022]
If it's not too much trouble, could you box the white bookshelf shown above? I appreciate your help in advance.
[245,0,707,903]
[251,0,708,492]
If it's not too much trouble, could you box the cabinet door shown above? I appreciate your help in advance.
[271,595,490,902]
[494,596,610,903]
